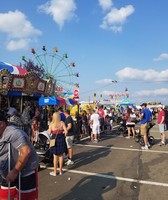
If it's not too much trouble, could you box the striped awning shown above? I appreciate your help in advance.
[0,61,27,75]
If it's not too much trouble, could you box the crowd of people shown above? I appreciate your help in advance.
[73,103,168,150]
[0,101,168,199]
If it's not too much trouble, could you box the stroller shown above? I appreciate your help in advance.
[117,119,127,136]
[35,131,53,164]
[117,119,135,137]
[134,122,155,146]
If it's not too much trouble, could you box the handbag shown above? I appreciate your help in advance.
[49,135,57,148]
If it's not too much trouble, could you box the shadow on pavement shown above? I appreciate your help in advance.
[67,144,112,170]
[74,130,121,146]
[54,172,117,200]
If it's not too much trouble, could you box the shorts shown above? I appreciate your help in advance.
[92,124,100,134]
[126,123,135,128]
[158,124,165,134]
[0,170,38,200]
[65,136,74,148]
[140,123,148,136]
[99,118,104,126]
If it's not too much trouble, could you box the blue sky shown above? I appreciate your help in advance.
[0,0,168,105]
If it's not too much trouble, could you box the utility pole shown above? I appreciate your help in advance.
[112,80,117,107]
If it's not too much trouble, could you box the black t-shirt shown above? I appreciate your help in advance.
[65,116,74,136]
[164,109,168,123]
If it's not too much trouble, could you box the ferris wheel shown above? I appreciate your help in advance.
[22,46,79,95]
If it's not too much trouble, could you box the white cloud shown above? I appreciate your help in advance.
[98,0,113,11]
[116,67,168,81]
[100,5,135,32]
[38,0,77,30]
[102,90,113,96]
[0,10,42,51]
[6,39,31,51]
[153,53,168,61]
[95,78,113,84]
[135,88,168,97]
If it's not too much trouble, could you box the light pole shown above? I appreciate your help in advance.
[112,80,117,107]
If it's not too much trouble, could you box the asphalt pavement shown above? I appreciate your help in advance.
[38,123,168,200]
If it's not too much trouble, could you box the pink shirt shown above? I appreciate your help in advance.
[98,109,105,118]
[157,110,165,124]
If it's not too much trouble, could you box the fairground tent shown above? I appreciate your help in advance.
[119,97,135,107]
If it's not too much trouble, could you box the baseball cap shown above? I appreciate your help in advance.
[0,112,7,122]
[157,104,164,108]
[140,103,147,107]
[7,107,16,116]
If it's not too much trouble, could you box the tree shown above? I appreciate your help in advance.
[20,59,46,79]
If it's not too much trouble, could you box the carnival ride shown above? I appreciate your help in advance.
[0,46,79,111]
[22,46,79,95]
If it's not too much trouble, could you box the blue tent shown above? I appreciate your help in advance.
[119,97,134,107]
[39,96,77,106]
[39,96,60,106]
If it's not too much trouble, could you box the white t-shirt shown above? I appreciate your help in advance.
[104,109,108,116]
[91,113,100,125]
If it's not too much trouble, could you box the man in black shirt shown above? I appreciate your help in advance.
[64,109,74,165]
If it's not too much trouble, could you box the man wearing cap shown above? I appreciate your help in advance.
[157,105,166,146]
[0,112,39,200]
[7,107,24,130]
[140,103,152,150]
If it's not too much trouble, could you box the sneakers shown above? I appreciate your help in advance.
[50,171,63,176]
[92,139,98,143]
[65,159,74,166]
[158,141,166,146]
[50,171,57,176]
[59,171,63,175]
[141,146,149,150]
[147,142,151,148]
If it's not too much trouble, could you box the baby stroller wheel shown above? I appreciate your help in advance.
[116,127,121,135]
[148,136,155,145]
[123,131,128,137]
[139,137,145,146]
